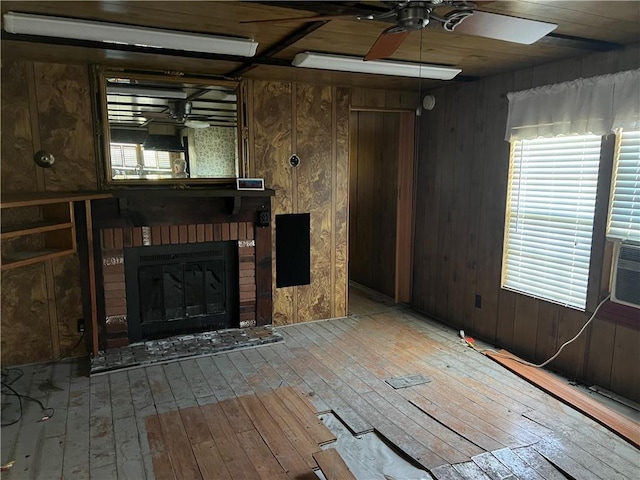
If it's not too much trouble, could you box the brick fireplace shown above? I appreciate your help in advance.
[89,191,272,351]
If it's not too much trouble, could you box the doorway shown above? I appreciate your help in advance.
[348,109,415,311]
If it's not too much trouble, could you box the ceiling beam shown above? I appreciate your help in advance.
[226,20,330,77]
[254,2,388,18]
[539,33,623,52]
[1,32,291,72]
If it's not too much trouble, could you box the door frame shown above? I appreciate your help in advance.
[348,106,416,304]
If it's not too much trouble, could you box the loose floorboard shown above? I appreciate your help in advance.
[1,287,638,479]
[486,349,640,449]
[313,448,357,480]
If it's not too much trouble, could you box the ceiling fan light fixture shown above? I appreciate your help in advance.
[292,52,461,80]
[184,120,211,129]
[3,11,259,57]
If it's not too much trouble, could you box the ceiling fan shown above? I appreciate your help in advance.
[243,1,557,60]
[138,101,212,128]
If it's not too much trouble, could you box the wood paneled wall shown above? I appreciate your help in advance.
[1,59,96,365]
[250,82,418,325]
[1,52,419,363]
[412,44,640,402]
[349,111,400,298]
[251,80,350,324]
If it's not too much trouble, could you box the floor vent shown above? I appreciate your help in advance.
[386,373,432,389]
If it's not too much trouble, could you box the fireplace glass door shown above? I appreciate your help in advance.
[125,241,238,342]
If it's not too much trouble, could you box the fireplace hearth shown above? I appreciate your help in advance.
[125,241,238,342]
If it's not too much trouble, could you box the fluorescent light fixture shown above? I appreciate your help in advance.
[292,52,461,80]
[3,11,258,57]
[106,86,188,99]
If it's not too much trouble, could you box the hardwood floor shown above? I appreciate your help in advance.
[1,290,639,479]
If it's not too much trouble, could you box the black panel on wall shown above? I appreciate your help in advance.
[276,213,311,288]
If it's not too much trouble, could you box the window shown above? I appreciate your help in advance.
[142,150,172,172]
[110,143,138,169]
[608,130,640,241]
[109,142,174,178]
[502,135,603,310]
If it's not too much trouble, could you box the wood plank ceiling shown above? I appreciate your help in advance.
[2,1,639,89]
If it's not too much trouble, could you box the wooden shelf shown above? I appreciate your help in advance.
[1,247,76,271]
[0,191,111,208]
[0,191,111,270]
[1,221,74,239]
[0,194,88,271]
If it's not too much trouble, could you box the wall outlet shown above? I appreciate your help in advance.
[77,319,85,333]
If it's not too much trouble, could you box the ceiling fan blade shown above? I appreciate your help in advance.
[452,11,557,45]
[240,14,354,24]
[365,28,409,61]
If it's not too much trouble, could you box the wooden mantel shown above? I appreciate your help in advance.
[108,187,276,215]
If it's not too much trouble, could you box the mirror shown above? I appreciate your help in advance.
[96,69,246,185]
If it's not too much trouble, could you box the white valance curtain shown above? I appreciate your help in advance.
[505,69,640,141]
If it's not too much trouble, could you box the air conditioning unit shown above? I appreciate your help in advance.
[611,242,640,308]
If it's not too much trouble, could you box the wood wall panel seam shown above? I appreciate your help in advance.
[348,112,358,308]
[291,82,298,215]
[330,87,337,319]
[26,62,45,192]
[291,82,298,324]
[395,112,415,303]
[334,88,350,318]
[44,260,60,358]
[85,199,99,356]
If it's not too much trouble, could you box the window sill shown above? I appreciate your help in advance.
[596,300,640,330]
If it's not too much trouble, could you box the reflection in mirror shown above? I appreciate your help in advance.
[100,71,243,183]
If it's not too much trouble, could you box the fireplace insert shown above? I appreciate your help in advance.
[124,241,238,342]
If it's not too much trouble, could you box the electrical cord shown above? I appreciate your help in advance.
[59,330,86,362]
[0,381,23,428]
[1,368,23,386]
[1,330,84,427]
[463,294,611,368]
[1,380,55,427]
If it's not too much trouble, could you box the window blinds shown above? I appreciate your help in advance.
[608,130,640,241]
[143,150,172,170]
[109,143,138,168]
[503,134,602,310]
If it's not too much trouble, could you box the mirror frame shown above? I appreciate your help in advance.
[93,66,248,188]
